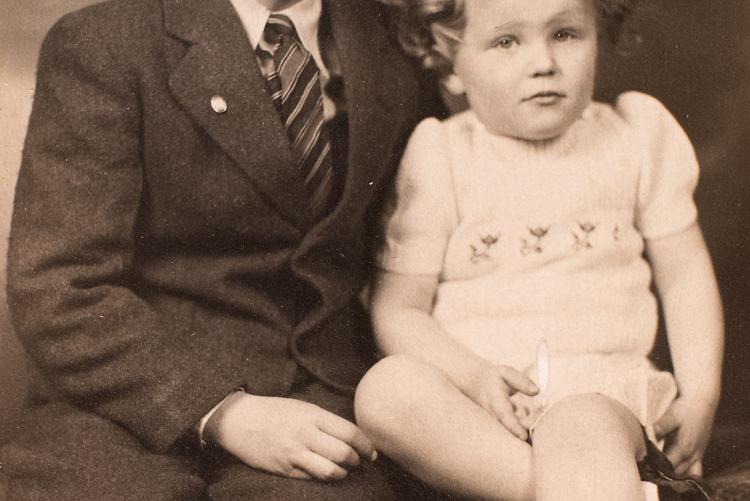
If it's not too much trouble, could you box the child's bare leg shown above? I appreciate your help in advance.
[532,393,647,501]
[355,355,534,501]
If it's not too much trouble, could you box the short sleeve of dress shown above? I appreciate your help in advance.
[617,92,699,240]
[376,117,458,275]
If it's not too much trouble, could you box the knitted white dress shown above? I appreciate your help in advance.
[377,92,700,432]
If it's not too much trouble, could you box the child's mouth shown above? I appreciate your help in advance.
[524,92,566,105]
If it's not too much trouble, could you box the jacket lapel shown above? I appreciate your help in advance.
[327,0,419,217]
[163,0,311,229]
[292,0,421,338]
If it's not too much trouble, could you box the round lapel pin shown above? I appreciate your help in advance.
[211,95,227,114]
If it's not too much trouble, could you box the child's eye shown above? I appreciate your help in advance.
[553,29,578,41]
[492,36,518,49]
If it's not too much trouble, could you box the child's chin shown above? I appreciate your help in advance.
[486,118,572,143]
[521,118,576,142]
[516,128,565,143]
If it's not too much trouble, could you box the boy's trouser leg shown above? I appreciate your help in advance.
[206,378,434,501]
[1,384,441,500]
[208,456,405,501]
[0,402,207,501]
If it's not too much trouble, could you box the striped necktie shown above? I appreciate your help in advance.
[257,14,334,219]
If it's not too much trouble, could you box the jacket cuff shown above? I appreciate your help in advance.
[196,386,247,449]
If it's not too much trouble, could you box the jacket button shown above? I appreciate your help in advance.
[211,95,227,114]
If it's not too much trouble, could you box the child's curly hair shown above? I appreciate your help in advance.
[379,0,640,77]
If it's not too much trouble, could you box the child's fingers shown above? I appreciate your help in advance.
[489,397,528,441]
[672,452,700,477]
[688,459,703,477]
[653,406,680,440]
[498,366,539,396]
[663,439,684,465]
[665,438,699,475]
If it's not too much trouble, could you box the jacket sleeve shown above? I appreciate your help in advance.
[7,11,259,452]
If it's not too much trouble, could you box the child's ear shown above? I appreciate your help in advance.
[441,73,466,95]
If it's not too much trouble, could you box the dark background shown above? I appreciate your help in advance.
[592,2,750,431]
[1,0,749,464]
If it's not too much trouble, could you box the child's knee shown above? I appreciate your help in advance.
[354,355,442,435]
[533,393,646,458]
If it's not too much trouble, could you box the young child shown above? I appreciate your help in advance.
[354,0,724,499]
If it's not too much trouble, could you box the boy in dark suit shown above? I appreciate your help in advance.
[0,0,441,498]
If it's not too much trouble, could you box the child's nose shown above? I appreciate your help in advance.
[529,41,558,77]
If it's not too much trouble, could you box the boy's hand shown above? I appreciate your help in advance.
[204,391,377,481]
[654,396,718,476]
[463,364,539,441]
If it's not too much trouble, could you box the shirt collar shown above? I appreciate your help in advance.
[230,0,322,52]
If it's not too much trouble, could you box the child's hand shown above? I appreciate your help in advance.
[654,396,718,476]
[464,364,539,441]
[204,391,377,480]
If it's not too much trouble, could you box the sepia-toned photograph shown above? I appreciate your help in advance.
[1,0,749,499]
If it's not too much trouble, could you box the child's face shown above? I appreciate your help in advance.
[451,0,598,141]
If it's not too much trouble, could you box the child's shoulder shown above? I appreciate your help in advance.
[586,92,687,143]
[412,110,476,135]
[408,110,477,149]
[587,92,679,130]
[612,91,678,125]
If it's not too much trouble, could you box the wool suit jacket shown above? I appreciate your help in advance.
[7,0,439,453]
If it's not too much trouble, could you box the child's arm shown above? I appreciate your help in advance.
[647,222,724,475]
[371,270,538,441]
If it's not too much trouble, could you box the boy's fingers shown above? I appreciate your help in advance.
[498,366,539,396]
[294,450,348,481]
[306,430,360,468]
[287,468,313,480]
[317,412,377,461]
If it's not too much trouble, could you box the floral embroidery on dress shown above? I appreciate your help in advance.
[573,222,597,251]
[521,226,550,255]
[470,233,500,263]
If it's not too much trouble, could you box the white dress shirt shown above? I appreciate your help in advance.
[230,0,337,120]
